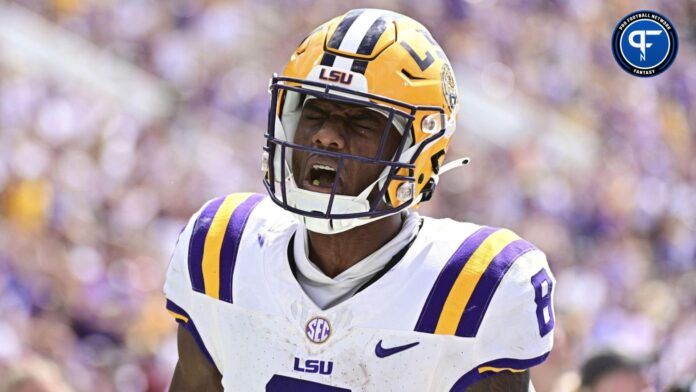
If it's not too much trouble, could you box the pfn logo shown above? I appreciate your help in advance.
[628,30,662,61]
[319,69,353,85]
[293,357,333,375]
[611,10,678,77]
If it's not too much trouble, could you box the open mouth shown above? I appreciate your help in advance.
[303,160,341,193]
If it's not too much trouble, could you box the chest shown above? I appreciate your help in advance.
[204,224,481,390]
[206,301,480,391]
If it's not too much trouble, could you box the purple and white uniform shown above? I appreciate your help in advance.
[164,193,555,391]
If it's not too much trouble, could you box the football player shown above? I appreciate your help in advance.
[165,9,555,391]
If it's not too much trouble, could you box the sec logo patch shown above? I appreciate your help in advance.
[305,316,331,344]
[611,10,678,77]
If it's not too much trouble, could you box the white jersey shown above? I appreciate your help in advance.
[164,193,555,391]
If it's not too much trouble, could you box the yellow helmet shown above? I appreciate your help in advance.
[263,9,464,234]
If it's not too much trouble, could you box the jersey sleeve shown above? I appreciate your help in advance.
[163,193,266,371]
[472,248,555,371]
[164,207,198,318]
[163,201,219,367]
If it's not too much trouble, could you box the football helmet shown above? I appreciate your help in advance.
[263,8,465,234]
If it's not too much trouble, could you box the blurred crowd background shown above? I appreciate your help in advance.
[0,0,694,391]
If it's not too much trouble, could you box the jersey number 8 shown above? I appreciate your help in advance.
[531,268,555,337]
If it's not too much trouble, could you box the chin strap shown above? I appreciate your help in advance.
[420,157,470,203]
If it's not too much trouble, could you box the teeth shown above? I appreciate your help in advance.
[312,164,335,172]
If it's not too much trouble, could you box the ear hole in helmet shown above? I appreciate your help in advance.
[421,113,442,134]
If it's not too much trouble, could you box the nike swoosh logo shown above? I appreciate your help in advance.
[375,340,420,358]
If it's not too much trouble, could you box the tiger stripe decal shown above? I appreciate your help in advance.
[326,9,364,50]
[323,9,398,76]
[356,15,391,55]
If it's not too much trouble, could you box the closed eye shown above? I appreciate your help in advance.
[352,116,382,134]
[352,123,378,134]
[302,109,327,121]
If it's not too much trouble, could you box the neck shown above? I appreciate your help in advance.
[306,213,403,278]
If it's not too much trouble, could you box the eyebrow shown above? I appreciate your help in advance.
[351,111,382,122]
[303,104,325,113]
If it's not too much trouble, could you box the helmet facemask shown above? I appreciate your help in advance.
[264,76,451,234]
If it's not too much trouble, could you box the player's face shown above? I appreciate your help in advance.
[292,98,401,197]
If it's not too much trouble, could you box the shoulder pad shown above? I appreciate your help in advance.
[415,226,536,337]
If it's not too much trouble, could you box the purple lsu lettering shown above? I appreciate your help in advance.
[293,357,334,375]
[318,69,353,85]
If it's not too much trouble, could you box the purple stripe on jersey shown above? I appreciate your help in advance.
[166,299,217,369]
[449,352,550,391]
[188,197,225,293]
[181,319,216,368]
[266,375,351,391]
[455,239,536,337]
[414,226,497,334]
[219,194,265,303]
[166,298,189,318]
